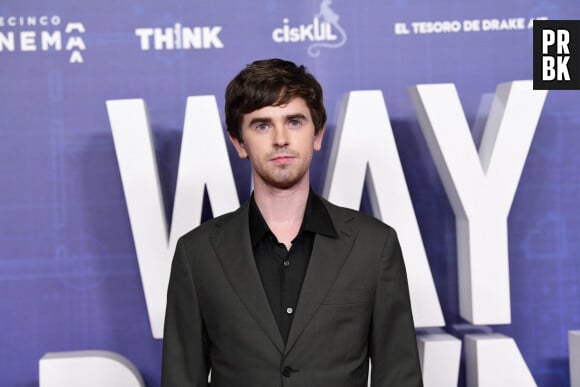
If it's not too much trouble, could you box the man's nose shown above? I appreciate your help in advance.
[273,125,289,147]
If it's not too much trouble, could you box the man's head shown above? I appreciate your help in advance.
[225,58,326,142]
[225,59,326,191]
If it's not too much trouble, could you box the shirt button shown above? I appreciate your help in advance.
[286,307,293,314]
[282,366,293,377]
[283,260,290,267]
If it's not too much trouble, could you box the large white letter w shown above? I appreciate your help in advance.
[106,97,239,338]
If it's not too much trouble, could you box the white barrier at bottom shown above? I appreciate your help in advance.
[570,331,580,387]
[465,333,536,387]
[39,350,144,387]
[418,333,462,387]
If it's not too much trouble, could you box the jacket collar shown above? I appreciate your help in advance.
[249,188,338,247]
[210,193,357,355]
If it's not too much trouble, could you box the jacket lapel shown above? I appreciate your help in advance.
[209,201,285,354]
[284,204,358,354]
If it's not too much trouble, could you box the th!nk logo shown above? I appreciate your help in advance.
[0,16,86,64]
[272,0,347,57]
[134,23,224,51]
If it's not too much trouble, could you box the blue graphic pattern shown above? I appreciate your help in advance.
[0,1,579,386]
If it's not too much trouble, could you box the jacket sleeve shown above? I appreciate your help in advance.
[369,229,424,387]
[161,238,210,387]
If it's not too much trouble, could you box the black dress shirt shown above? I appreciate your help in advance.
[249,190,337,343]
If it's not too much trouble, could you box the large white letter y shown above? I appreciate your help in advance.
[409,81,547,324]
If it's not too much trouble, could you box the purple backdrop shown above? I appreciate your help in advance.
[1,1,579,385]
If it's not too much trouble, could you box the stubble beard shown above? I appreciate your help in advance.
[254,152,311,190]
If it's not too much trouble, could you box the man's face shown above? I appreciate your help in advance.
[230,97,324,190]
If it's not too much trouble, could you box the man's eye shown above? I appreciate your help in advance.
[255,123,269,131]
[288,119,301,127]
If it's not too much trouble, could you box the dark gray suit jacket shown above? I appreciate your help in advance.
[161,195,423,387]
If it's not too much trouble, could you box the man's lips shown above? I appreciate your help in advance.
[269,154,296,163]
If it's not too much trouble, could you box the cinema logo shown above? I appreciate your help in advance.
[135,23,223,51]
[0,15,86,64]
[272,0,347,57]
[533,20,580,90]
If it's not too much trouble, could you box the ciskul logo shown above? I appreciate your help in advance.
[272,0,347,57]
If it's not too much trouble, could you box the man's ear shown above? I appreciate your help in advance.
[313,126,325,151]
[229,132,248,159]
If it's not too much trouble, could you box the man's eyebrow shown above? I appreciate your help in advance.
[286,113,308,121]
[248,117,273,126]
[286,113,306,120]
[247,113,308,127]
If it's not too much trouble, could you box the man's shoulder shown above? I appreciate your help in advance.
[319,196,396,235]
[179,203,246,244]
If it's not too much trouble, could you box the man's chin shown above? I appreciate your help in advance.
[263,173,304,190]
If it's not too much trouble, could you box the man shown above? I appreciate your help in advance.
[161,58,423,387]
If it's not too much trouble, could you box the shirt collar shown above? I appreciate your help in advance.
[249,188,338,247]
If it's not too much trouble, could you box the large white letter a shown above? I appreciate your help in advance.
[324,90,444,328]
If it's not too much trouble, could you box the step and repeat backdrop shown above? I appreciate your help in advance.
[1,0,579,386]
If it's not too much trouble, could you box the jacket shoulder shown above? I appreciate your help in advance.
[320,196,397,235]
[178,203,246,245]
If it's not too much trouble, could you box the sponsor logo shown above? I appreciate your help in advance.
[272,0,347,57]
[135,23,223,51]
[0,15,86,64]
[533,20,580,90]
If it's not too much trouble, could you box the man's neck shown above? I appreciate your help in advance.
[253,176,310,250]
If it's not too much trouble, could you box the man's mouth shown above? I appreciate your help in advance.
[270,154,296,164]
[270,153,296,160]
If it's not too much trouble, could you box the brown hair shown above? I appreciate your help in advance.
[225,58,326,141]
